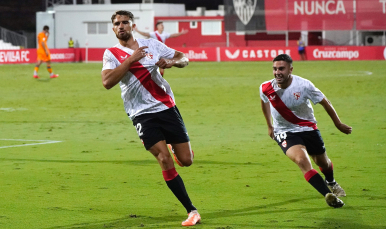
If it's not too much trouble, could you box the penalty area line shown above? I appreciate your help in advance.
[0,139,62,149]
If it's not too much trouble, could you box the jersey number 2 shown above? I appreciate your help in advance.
[136,123,144,136]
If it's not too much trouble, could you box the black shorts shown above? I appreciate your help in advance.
[298,49,305,54]
[274,130,326,155]
[131,106,190,150]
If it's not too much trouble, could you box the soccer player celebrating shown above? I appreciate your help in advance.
[101,10,200,226]
[135,22,188,76]
[260,54,352,208]
[33,25,59,79]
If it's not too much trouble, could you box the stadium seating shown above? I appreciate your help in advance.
[0,39,20,50]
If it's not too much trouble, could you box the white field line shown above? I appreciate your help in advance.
[0,139,62,149]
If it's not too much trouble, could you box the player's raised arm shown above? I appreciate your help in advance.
[319,97,352,134]
[101,46,148,89]
[169,29,189,38]
[134,27,150,38]
[155,51,188,69]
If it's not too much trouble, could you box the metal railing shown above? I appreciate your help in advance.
[0,26,27,48]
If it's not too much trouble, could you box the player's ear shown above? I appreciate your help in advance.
[132,23,136,31]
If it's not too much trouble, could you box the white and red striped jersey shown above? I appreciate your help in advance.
[102,38,176,120]
[149,31,170,43]
[260,74,325,133]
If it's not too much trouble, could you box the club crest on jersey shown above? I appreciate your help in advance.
[269,95,276,101]
[293,92,301,100]
[146,52,153,59]
[282,140,287,148]
[120,55,128,60]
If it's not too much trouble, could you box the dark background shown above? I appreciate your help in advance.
[0,0,224,32]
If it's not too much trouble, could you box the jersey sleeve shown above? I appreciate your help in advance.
[164,32,171,39]
[148,32,156,39]
[307,81,325,104]
[102,49,117,71]
[153,40,175,59]
[259,84,269,103]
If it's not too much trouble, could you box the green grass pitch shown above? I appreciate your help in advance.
[0,60,385,229]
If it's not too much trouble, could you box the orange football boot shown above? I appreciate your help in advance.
[167,144,183,167]
[181,210,201,226]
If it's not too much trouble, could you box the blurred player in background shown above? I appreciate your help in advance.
[135,21,188,76]
[297,37,306,61]
[101,10,200,226]
[33,25,59,79]
[260,54,352,208]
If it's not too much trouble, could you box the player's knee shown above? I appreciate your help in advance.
[295,157,310,168]
[180,157,193,167]
[158,153,173,167]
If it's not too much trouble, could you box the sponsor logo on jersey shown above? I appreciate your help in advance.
[161,85,166,92]
[282,140,287,148]
[294,92,301,100]
[233,0,257,25]
[120,55,128,60]
[269,95,276,101]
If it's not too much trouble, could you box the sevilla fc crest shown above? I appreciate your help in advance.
[293,92,301,100]
[233,0,257,25]
[282,140,287,148]
[146,52,153,59]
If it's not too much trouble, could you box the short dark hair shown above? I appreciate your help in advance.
[156,21,163,27]
[43,25,49,31]
[273,54,293,65]
[111,10,134,23]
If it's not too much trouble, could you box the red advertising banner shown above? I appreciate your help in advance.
[306,46,386,60]
[170,47,218,62]
[356,0,386,30]
[0,48,77,64]
[265,0,354,31]
[1,46,385,64]
[219,47,300,61]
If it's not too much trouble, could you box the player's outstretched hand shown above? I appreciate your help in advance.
[180,29,189,34]
[336,123,352,134]
[156,58,174,69]
[128,46,148,63]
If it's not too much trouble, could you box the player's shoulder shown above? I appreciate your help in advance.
[138,38,161,45]
[103,44,121,57]
[260,79,276,94]
[292,74,314,86]
[260,79,275,88]
[139,38,169,51]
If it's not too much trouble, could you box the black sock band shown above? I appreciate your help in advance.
[166,175,196,213]
[305,169,331,196]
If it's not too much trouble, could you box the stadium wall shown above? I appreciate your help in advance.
[1,46,385,64]
[41,3,186,49]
